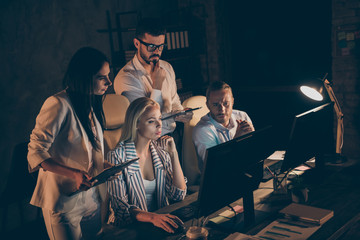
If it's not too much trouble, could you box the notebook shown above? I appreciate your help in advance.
[279,203,334,225]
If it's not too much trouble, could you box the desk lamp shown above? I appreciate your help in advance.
[300,73,346,163]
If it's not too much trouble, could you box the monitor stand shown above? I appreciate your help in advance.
[207,191,270,233]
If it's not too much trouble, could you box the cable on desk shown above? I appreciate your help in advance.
[227,204,239,228]
[200,216,209,227]
[227,205,237,217]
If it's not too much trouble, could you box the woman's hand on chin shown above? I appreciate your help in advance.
[157,135,177,155]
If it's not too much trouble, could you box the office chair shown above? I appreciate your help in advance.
[181,95,209,191]
[0,141,42,234]
[102,94,130,223]
[103,94,130,156]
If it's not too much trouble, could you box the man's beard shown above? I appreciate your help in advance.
[140,49,160,65]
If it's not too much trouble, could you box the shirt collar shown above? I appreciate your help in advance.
[208,112,236,131]
[132,54,163,77]
[132,54,149,76]
[124,140,164,174]
[149,141,163,170]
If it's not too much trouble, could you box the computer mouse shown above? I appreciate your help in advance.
[171,218,185,234]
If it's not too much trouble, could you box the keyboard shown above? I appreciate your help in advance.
[170,201,199,222]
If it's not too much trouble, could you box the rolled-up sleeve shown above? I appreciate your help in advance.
[27,96,66,172]
[107,148,138,226]
[114,73,147,103]
[163,153,187,201]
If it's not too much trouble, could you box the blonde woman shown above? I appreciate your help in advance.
[107,97,187,233]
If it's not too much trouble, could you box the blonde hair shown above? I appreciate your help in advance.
[120,97,160,142]
[206,81,233,100]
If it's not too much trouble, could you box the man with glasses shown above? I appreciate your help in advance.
[114,17,192,136]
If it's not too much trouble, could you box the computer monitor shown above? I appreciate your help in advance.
[197,126,276,228]
[281,102,335,173]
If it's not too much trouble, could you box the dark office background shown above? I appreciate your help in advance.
[0,1,359,232]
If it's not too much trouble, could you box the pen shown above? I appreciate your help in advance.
[265,230,290,238]
[258,236,277,240]
[272,225,302,234]
[278,220,309,228]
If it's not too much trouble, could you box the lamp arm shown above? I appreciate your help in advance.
[323,79,344,154]
[323,79,343,117]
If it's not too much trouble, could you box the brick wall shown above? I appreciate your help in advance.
[332,0,360,158]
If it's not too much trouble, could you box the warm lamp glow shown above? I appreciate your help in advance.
[300,74,345,162]
[300,86,324,101]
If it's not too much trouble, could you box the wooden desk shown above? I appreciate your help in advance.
[248,159,360,240]
[101,159,360,240]
[100,178,279,239]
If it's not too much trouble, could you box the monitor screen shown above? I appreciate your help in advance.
[281,102,335,172]
[197,126,276,218]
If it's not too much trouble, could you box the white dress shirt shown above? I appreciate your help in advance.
[114,54,183,135]
[192,110,253,172]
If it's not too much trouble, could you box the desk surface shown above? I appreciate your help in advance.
[101,159,360,240]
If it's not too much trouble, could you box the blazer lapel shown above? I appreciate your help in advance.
[64,94,91,172]
[124,141,148,211]
[150,142,167,208]
[92,114,104,173]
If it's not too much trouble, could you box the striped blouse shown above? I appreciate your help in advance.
[106,140,187,226]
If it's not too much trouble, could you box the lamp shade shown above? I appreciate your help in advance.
[300,86,323,101]
[300,78,325,101]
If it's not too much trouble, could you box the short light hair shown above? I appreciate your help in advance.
[206,81,233,100]
[120,97,160,142]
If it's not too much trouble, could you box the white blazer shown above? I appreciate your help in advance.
[28,90,106,212]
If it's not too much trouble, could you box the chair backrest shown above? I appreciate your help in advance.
[103,94,130,156]
[181,95,209,186]
[0,141,36,204]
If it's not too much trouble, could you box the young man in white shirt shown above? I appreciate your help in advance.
[192,81,255,171]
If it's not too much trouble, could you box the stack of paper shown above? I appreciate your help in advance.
[254,203,333,240]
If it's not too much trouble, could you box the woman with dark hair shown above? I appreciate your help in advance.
[107,97,187,233]
[28,47,112,239]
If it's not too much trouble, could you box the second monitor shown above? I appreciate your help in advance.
[281,102,335,173]
[197,126,276,229]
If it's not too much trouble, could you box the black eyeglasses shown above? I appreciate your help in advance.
[136,38,167,52]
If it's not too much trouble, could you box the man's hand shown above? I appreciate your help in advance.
[150,61,166,90]
[234,120,255,139]
[174,108,193,123]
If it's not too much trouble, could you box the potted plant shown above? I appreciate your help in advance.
[287,175,309,203]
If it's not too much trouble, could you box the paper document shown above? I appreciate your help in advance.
[255,218,321,240]
[267,151,286,160]
[224,232,261,240]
